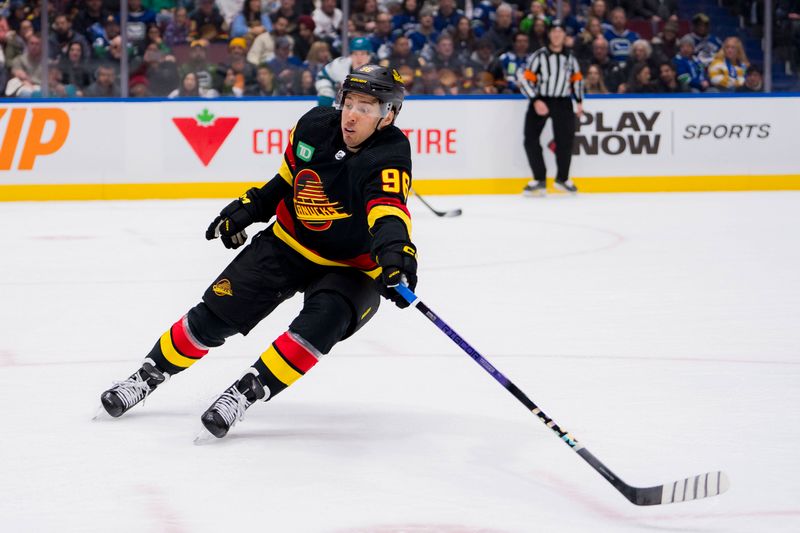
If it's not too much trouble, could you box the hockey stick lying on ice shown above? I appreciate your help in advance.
[394,283,730,506]
[411,189,463,218]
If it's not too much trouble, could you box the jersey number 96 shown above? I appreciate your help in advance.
[381,169,410,200]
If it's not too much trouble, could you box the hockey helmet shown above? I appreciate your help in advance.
[335,64,406,118]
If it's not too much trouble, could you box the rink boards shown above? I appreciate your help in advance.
[0,94,798,201]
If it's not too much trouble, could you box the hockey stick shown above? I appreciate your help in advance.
[411,189,463,217]
[394,283,730,506]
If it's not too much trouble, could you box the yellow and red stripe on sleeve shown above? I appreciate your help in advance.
[278,127,297,185]
[159,316,209,369]
[366,198,412,238]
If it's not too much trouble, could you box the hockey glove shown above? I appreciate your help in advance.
[205,190,260,249]
[376,242,418,309]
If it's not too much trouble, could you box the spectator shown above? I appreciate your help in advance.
[493,31,530,92]
[406,6,440,56]
[266,35,303,81]
[315,36,372,105]
[587,0,609,25]
[673,34,708,92]
[431,33,465,72]
[776,0,800,72]
[369,12,394,59]
[468,37,495,72]
[412,62,441,93]
[129,73,151,97]
[245,63,278,95]
[140,44,180,95]
[6,1,28,34]
[247,18,280,65]
[395,63,417,91]
[223,38,256,79]
[484,2,514,54]
[84,63,121,96]
[272,0,300,34]
[72,0,109,40]
[292,15,316,61]
[312,0,342,43]
[688,13,722,67]
[519,1,549,35]
[434,0,464,33]
[708,36,749,91]
[303,40,332,79]
[637,0,678,22]
[651,19,679,64]
[736,64,764,93]
[180,39,220,94]
[352,0,379,34]
[626,38,657,76]
[452,15,478,62]
[625,62,658,92]
[380,35,424,70]
[49,14,90,61]
[4,18,34,66]
[392,0,420,37]
[59,41,92,90]
[437,67,460,94]
[584,63,609,93]
[231,0,273,40]
[589,36,625,92]
[164,6,191,47]
[7,32,43,97]
[297,69,316,95]
[472,0,503,34]
[603,7,639,63]
[655,61,682,92]
[125,0,158,48]
[529,16,549,51]
[553,0,581,36]
[31,63,80,97]
[574,16,604,65]
[144,24,171,55]
[169,70,220,97]
[220,55,252,96]
[190,0,228,41]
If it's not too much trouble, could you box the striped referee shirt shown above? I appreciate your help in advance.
[517,46,584,102]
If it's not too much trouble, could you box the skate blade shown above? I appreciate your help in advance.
[92,405,112,421]
[193,426,221,445]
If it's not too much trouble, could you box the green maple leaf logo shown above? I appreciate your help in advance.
[196,108,215,125]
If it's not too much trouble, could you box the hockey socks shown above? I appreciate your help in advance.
[253,330,321,400]
[146,315,210,375]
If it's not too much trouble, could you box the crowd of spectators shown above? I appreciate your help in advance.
[1,0,793,98]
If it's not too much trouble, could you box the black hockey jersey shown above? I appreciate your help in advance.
[269,106,413,278]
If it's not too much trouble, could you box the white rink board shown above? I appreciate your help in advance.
[0,95,798,187]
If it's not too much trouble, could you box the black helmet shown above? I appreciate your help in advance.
[336,64,405,118]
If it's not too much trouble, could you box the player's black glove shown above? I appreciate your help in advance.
[205,191,259,249]
[376,242,417,309]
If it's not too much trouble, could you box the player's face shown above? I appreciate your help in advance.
[341,93,393,149]
[350,50,371,70]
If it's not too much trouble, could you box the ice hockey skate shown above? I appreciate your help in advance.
[99,358,168,418]
[554,179,578,194]
[198,369,267,441]
[522,180,547,197]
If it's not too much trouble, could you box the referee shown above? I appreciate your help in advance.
[517,20,585,196]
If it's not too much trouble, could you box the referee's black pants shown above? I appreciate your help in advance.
[523,97,576,184]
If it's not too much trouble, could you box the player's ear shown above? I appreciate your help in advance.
[379,109,395,129]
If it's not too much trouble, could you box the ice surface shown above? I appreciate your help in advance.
[1,192,799,532]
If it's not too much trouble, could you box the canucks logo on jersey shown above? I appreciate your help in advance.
[293,169,351,231]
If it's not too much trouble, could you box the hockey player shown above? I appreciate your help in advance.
[100,65,417,439]
[315,36,373,105]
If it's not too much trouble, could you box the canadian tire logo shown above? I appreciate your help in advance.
[172,108,239,166]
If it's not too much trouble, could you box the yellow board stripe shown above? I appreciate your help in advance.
[272,223,382,279]
[159,331,198,369]
[260,345,302,386]
[367,204,412,237]
[2,174,800,202]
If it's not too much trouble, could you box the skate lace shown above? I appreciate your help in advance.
[111,373,152,409]
[214,387,250,428]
